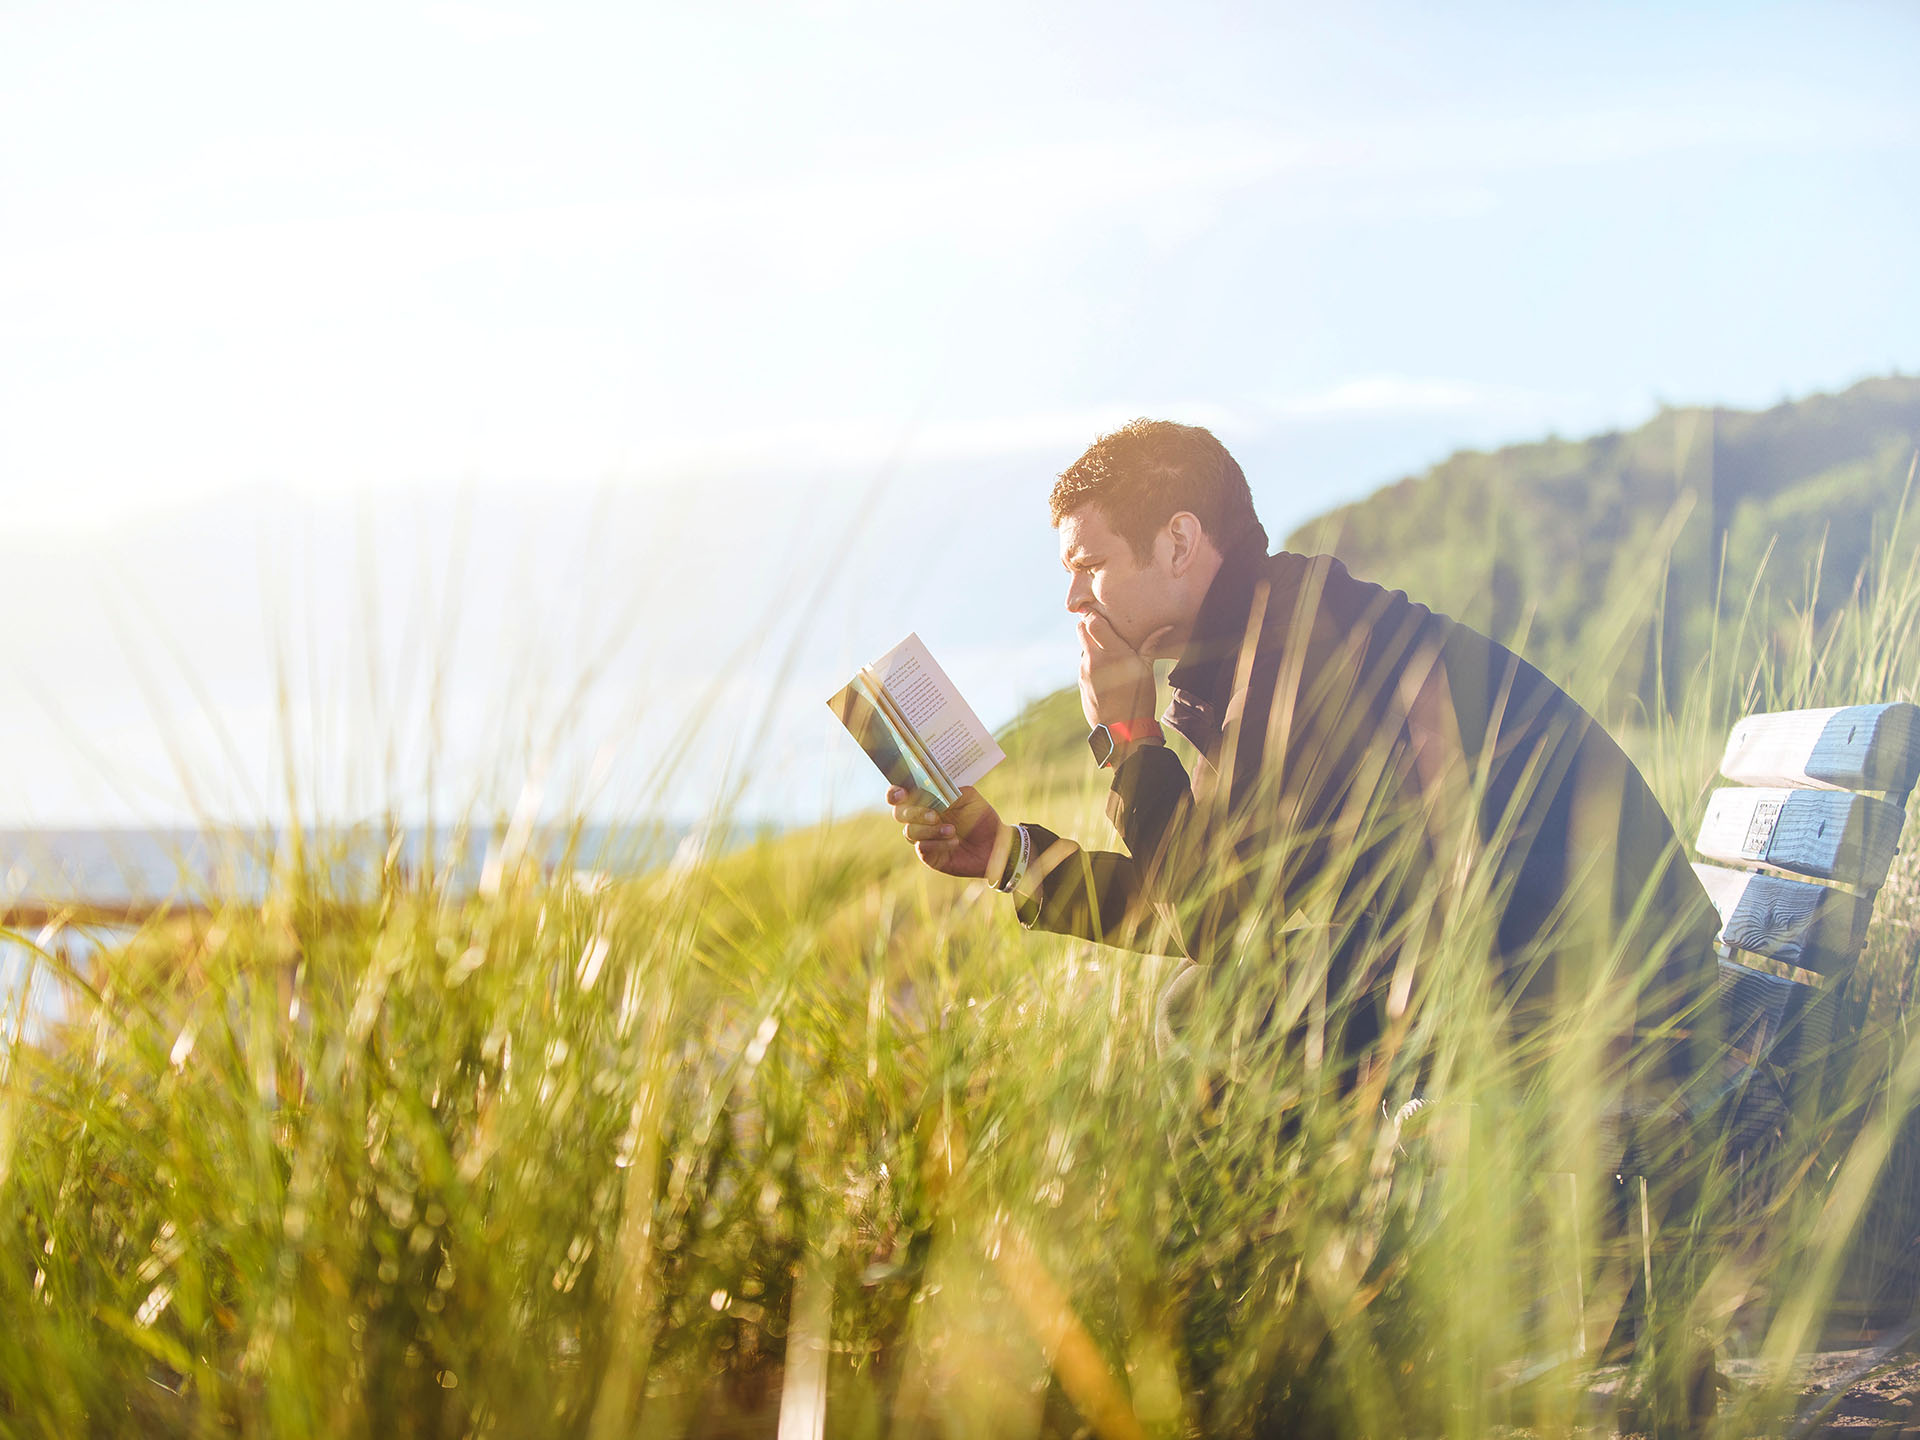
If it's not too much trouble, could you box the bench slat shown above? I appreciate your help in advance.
[1696,787,1906,888]
[1720,701,1920,794]
[1713,959,1833,1152]
[1690,862,1870,975]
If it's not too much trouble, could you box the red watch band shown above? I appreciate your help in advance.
[1105,718,1164,745]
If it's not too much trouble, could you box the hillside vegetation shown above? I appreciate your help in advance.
[1288,376,1920,711]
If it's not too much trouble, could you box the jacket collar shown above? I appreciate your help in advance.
[1163,542,1274,752]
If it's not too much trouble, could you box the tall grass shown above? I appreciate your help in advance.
[4,468,1920,1438]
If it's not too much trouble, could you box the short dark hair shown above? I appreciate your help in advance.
[1049,419,1268,561]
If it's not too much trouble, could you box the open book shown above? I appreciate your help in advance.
[827,633,1005,810]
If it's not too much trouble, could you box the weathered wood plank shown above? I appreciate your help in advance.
[1720,701,1920,794]
[1696,786,1905,888]
[1690,862,1870,975]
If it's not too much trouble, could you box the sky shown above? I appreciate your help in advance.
[1,0,1916,828]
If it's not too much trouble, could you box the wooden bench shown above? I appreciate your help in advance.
[1690,702,1920,1153]
[1524,704,1920,1426]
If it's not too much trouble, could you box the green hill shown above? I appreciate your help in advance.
[1285,376,1920,708]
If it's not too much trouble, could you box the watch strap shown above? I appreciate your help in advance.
[1105,718,1164,745]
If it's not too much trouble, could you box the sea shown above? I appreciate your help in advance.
[0,820,732,1044]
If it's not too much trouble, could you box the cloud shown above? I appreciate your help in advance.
[421,2,545,43]
[624,402,1240,477]
[1270,376,1524,418]
[588,381,1549,482]
[0,378,1539,534]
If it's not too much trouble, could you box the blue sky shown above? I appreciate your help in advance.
[1,1,1916,825]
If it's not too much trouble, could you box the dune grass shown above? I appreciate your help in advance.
[4,477,1920,1438]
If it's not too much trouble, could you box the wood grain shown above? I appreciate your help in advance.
[1696,787,1906,888]
[1720,701,1920,794]
[1691,862,1870,975]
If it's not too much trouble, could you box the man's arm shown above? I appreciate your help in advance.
[1002,739,1191,939]
[1104,740,1193,863]
[1008,826,1183,954]
[990,611,1198,954]
[885,785,1191,956]
[886,612,1200,957]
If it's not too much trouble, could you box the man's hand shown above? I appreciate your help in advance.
[888,785,1007,880]
[1078,612,1168,732]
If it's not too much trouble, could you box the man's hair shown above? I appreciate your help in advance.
[1049,419,1269,561]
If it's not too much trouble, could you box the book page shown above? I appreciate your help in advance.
[871,633,1006,791]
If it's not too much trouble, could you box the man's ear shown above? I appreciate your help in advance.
[1165,512,1205,577]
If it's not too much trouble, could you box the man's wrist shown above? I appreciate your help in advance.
[983,822,1013,885]
[1105,717,1162,744]
[1088,718,1165,768]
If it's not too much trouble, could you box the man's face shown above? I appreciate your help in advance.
[1057,505,1185,657]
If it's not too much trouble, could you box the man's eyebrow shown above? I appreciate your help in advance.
[1062,549,1098,571]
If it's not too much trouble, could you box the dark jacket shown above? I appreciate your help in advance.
[1013,546,1720,1075]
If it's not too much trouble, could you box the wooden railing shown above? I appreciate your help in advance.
[1,899,212,932]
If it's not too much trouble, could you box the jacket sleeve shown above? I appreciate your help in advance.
[1013,723,1304,967]
[1106,742,1195,863]
[1010,745,1197,956]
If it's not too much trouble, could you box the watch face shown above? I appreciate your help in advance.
[1087,724,1115,767]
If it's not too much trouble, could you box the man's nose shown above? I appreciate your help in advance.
[1065,574,1093,613]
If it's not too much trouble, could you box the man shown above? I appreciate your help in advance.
[890,419,1721,1096]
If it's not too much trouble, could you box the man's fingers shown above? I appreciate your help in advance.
[1079,612,1120,651]
[1082,611,1143,658]
[914,839,958,867]
[903,819,956,842]
[944,788,986,828]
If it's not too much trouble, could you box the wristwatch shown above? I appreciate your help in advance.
[1087,718,1165,768]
